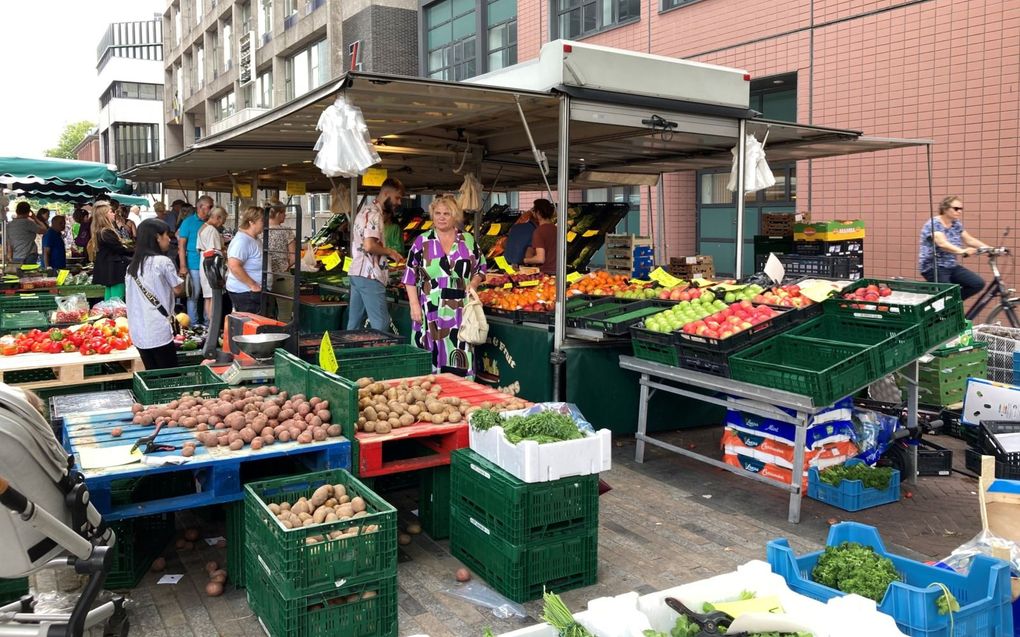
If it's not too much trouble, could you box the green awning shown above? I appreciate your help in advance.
[0,156,134,202]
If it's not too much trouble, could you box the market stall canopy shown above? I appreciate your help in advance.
[123,42,929,193]
[0,157,133,202]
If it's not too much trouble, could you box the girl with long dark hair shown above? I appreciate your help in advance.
[124,219,184,370]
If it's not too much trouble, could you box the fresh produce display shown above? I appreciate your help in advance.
[613,284,660,300]
[754,284,813,309]
[174,325,206,351]
[810,541,900,602]
[656,286,704,302]
[261,483,381,541]
[841,283,893,302]
[88,299,128,320]
[52,308,89,324]
[354,375,528,434]
[130,386,343,450]
[478,278,557,312]
[470,408,584,444]
[566,271,635,297]
[59,272,94,287]
[818,463,894,490]
[0,319,131,356]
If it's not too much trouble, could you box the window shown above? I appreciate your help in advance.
[222,22,232,69]
[285,40,328,100]
[661,0,697,9]
[195,0,203,21]
[112,122,159,178]
[553,0,639,39]
[258,0,272,42]
[487,0,517,71]
[214,91,236,121]
[174,6,182,45]
[284,0,298,16]
[195,46,204,86]
[245,70,273,108]
[101,82,163,106]
[425,0,478,81]
[239,1,252,30]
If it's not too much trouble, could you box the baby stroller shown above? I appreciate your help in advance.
[0,384,128,636]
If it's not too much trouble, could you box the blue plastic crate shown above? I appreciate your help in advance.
[767,522,1014,637]
[807,459,900,511]
[1013,352,1019,381]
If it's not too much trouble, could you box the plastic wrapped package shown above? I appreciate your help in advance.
[53,293,89,324]
[439,579,525,619]
[851,407,899,465]
[313,95,382,178]
[940,529,1020,578]
[87,298,127,319]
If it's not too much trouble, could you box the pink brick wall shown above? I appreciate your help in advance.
[512,0,1020,285]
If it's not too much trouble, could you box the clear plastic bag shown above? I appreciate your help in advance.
[439,580,525,619]
[850,407,899,465]
[88,298,127,319]
[313,95,381,178]
[940,529,1020,578]
[52,294,89,324]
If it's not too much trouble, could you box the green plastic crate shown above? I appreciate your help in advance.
[306,366,360,473]
[333,345,432,382]
[450,505,598,604]
[921,342,988,370]
[450,449,598,545]
[0,310,49,331]
[0,578,29,606]
[298,301,347,334]
[729,335,876,406]
[58,284,106,298]
[787,315,924,375]
[418,464,451,540]
[0,294,58,313]
[630,326,681,367]
[246,565,397,637]
[132,365,228,405]
[244,469,397,599]
[105,513,176,590]
[226,501,246,588]
[274,349,310,396]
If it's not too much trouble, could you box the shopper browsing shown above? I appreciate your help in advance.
[125,219,184,370]
[403,195,487,379]
[348,178,404,330]
[226,206,265,314]
[503,208,538,266]
[521,198,557,275]
[177,195,213,325]
[267,203,297,321]
[41,215,67,270]
[89,203,134,301]
[197,206,228,324]
[6,201,47,264]
[919,196,991,300]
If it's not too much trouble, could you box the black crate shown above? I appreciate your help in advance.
[973,421,1020,479]
[964,447,1020,479]
[917,440,953,476]
[792,238,865,257]
[776,254,863,280]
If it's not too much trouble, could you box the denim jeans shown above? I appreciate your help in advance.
[922,265,985,301]
[186,269,202,324]
[347,275,391,330]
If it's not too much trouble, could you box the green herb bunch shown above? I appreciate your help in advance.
[811,541,900,602]
[819,463,894,490]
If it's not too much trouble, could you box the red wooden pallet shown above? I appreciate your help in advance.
[356,373,525,477]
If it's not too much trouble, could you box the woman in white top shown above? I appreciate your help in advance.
[226,206,265,314]
[124,219,184,370]
[197,206,228,323]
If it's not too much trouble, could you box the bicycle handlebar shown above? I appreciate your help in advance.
[975,247,1010,256]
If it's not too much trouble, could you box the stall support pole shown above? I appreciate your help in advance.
[349,177,357,220]
[552,95,571,401]
[734,119,747,278]
[655,175,666,263]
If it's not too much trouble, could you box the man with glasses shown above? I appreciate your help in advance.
[919,195,991,300]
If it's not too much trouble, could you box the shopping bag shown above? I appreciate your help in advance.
[458,287,489,345]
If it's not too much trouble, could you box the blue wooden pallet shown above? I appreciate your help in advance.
[65,409,351,522]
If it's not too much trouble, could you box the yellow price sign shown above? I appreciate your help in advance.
[343,256,353,273]
[322,251,341,271]
[421,220,433,230]
[582,229,599,238]
[362,167,388,187]
[494,256,516,274]
[486,223,502,236]
[404,220,420,230]
[518,279,540,287]
[319,332,338,374]
[649,267,685,289]
[630,278,651,285]
[566,231,577,243]
[233,184,252,198]
[503,283,513,289]
[566,271,584,284]
[286,181,306,196]
[56,269,70,285]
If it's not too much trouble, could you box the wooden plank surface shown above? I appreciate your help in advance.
[0,346,142,372]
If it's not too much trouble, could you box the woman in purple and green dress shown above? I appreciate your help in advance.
[402,195,487,378]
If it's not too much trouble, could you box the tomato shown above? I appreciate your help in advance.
[30,342,45,353]
[2,345,18,356]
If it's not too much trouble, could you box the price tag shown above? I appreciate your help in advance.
[404,220,420,230]
[233,184,252,198]
[649,267,685,289]
[494,256,516,274]
[319,332,338,374]
[56,270,69,285]
[342,256,352,273]
[286,181,306,196]
[800,284,835,304]
[518,280,540,287]
[566,231,577,243]
[630,278,651,285]
[503,283,513,289]
[421,220,433,230]
[322,252,341,271]
[566,271,584,284]
[486,223,502,236]
[582,229,599,238]
[362,167,388,187]
[465,225,472,232]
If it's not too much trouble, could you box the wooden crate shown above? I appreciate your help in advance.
[761,213,796,236]
[0,349,145,390]
[667,255,715,280]
[605,234,652,250]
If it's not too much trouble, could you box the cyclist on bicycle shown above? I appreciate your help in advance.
[919,195,992,300]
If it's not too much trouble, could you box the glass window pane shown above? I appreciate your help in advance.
[427,1,451,28]
[428,24,452,49]
[428,49,444,73]
[488,24,504,49]
[451,12,476,40]
[700,173,730,205]
[452,0,473,15]
[487,0,515,25]
[583,4,597,33]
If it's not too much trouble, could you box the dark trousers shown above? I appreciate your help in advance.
[922,265,985,300]
[138,342,178,370]
[229,291,262,314]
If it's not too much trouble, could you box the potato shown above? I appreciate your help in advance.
[448,410,463,423]
[430,413,445,425]
[351,496,366,513]
[240,428,257,443]
[150,557,166,572]
[356,377,372,388]
[182,446,195,457]
[296,403,311,416]
[310,485,333,507]
[375,422,392,435]
[268,502,281,515]
[297,432,313,444]
[307,415,323,428]
[312,428,327,441]
[110,427,123,437]
[205,581,223,597]
[312,506,329,524]
[326,425,342,437]
[223,412,245,430]
[337,503,354,518]
[279,408,295,421]
[399,414,415,427]
[278,430,292,442]
[229,439,244,451]
[250,438,264,450]
[264,405,281,419]
[362,421,376,433]
[261,433,275,445]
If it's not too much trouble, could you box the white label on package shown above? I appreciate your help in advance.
[469,463,491,480]
[686,257,697,264]
[932,298,946,312]
[469,517,491,535]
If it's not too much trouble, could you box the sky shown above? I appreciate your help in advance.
[1,0,165,159]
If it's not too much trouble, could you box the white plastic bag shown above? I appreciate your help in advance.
[727,133,776,193]
[313,95,381,178]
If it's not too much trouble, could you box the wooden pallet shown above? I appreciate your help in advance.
[0,348,144,389]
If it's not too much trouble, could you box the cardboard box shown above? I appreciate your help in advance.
[794,219,865,242]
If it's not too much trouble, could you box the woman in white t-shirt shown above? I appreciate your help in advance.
[197,206,227,322]
[226,206,265,314]
[125,219,184,370]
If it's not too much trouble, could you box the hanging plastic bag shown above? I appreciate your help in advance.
[727,133,776,193]
[313,95,381,178]
[457,173,483,212]
[330,182,351,215]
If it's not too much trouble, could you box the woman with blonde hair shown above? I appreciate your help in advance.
[197,206,228,321]
[89,202,133,301]
[402,195,486,378]
[226,206,265,313]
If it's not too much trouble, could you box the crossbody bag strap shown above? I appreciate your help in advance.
[132,274,173,320]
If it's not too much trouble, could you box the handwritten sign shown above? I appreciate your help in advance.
[286,181,306,196]
[566,271,584,284]
[494,256,516,274]
[518,280,540,287]
[233,184,252,198]
[404,220,420,230]
[342,256,352,273]
[566,231,577,243]
[362,167,388,187]
[421,220,433,230]
[322,252,341,271]
[56,269,70,285]
[319,332,338,373]
[486,223,502,236]
[648,267,684,289]
[582,229,599,238]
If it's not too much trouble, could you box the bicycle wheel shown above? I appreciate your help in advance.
[986,304,1020,327]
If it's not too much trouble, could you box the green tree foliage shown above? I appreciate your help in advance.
[45,121,96,160]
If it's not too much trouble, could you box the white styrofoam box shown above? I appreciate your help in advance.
[468,425,612,483]
[962,377,1020,425]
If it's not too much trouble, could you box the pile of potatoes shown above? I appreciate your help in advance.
[355,375,531,434]
[131,385,342,453]
[265,483,379,545]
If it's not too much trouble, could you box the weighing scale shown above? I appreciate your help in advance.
[219,332,289,385]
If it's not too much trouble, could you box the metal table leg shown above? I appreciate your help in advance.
[788,413,808,524]
[635,373,650,463]
[904,359,920,485]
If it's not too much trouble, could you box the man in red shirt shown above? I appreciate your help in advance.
[522,199,557,275]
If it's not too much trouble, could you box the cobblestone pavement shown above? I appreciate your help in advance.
[25,429,983,636]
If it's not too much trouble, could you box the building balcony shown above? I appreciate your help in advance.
[207,107,269,136]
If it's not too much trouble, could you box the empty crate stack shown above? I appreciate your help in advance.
[605,234,654,278]
[776,220,865,280]
[243,469,398,637]
[449,448,599,603]
[668,255,715,280]
[902,342,988,407]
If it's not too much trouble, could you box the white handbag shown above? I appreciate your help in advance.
[458,287,489,345]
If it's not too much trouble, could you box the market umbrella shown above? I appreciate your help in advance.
[0,156,133,202]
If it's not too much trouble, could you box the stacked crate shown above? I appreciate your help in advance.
[449,448,599,603]
[244,469,398,637]
[0,578,29,606]
[753,235,793,273]
[901,342,988,407]
[667,255,715,280]
[787,220,866,280]
[604,234,654,278]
